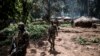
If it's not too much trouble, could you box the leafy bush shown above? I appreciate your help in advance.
[75,36,88,45]
[27,23,48,41]
[0,23,49,45]
[0,23,17,46]
[3,24,17,36]
[33,21,47,25]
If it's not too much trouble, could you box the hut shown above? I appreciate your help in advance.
[74,16,93,28]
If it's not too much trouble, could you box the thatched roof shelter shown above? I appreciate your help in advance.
[74,16,99,28]
[74,16,99,23]
[74,16,91,23]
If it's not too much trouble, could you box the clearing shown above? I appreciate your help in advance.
[26,27,100,56]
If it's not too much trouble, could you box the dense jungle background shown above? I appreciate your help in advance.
[0,0,100,56]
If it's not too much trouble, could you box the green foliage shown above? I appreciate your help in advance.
[1,0,33,26]
[0,22,49,45]
[0,23,17,46]
[31,3,42,18]
[27,24,48,41]
[14,0,23,21]
[21,0,33,24]
[74,36,100,45]
[76,37,87,45]
[90,38,100,43]
[3,24,17,37]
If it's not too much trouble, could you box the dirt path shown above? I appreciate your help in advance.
[26,27,100,56]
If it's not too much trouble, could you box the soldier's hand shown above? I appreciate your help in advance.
[8,49,11,54]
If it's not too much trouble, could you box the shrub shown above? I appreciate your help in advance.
[27,24,48,41]
[76,36,88,45]
[74,36,100,45]
[3,24,17,36]
[0,23,17,46]
[90,38,100,43]
[0,23,49,45]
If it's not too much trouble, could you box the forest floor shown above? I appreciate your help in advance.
[26,27,100,56]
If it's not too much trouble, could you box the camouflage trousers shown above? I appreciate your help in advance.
[48,35,56,51]
[11,48,27,56]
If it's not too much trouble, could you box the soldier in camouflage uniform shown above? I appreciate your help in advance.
[9,22,29,56]
[48,21,58,52]
[71,19,74,27]
[55,18,59,36]
[54,18,59,27]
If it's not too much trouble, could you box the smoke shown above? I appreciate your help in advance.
[52,0,89,18]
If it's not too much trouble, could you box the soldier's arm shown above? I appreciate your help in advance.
[55,26,58,36]
[48,27,51,38]
[47,27,51,42]
[47,26,52,41]
[9,37,15,54]
[25,33,30,46]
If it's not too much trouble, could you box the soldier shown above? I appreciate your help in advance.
[48,21,58,52]
[71,19,74,27]
[9,22,29,56]
[55,18,59,27]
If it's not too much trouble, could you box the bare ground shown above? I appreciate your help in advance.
[26,27,100,56]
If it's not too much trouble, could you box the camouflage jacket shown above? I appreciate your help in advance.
[10,31,29,53]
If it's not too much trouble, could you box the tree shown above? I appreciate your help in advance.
[94,0,100,18]
[88,0,100,18]
[0,0,16,30]
[0,0,33,30]
[42,0,51,23]
[21,0,32,24]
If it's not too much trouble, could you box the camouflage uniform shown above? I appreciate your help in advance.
[71,19,74,27]
[54,18,59,27]
[48,22,57,51]
[9,22,29,56]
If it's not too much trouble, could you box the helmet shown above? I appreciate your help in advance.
[18,22,25,30]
